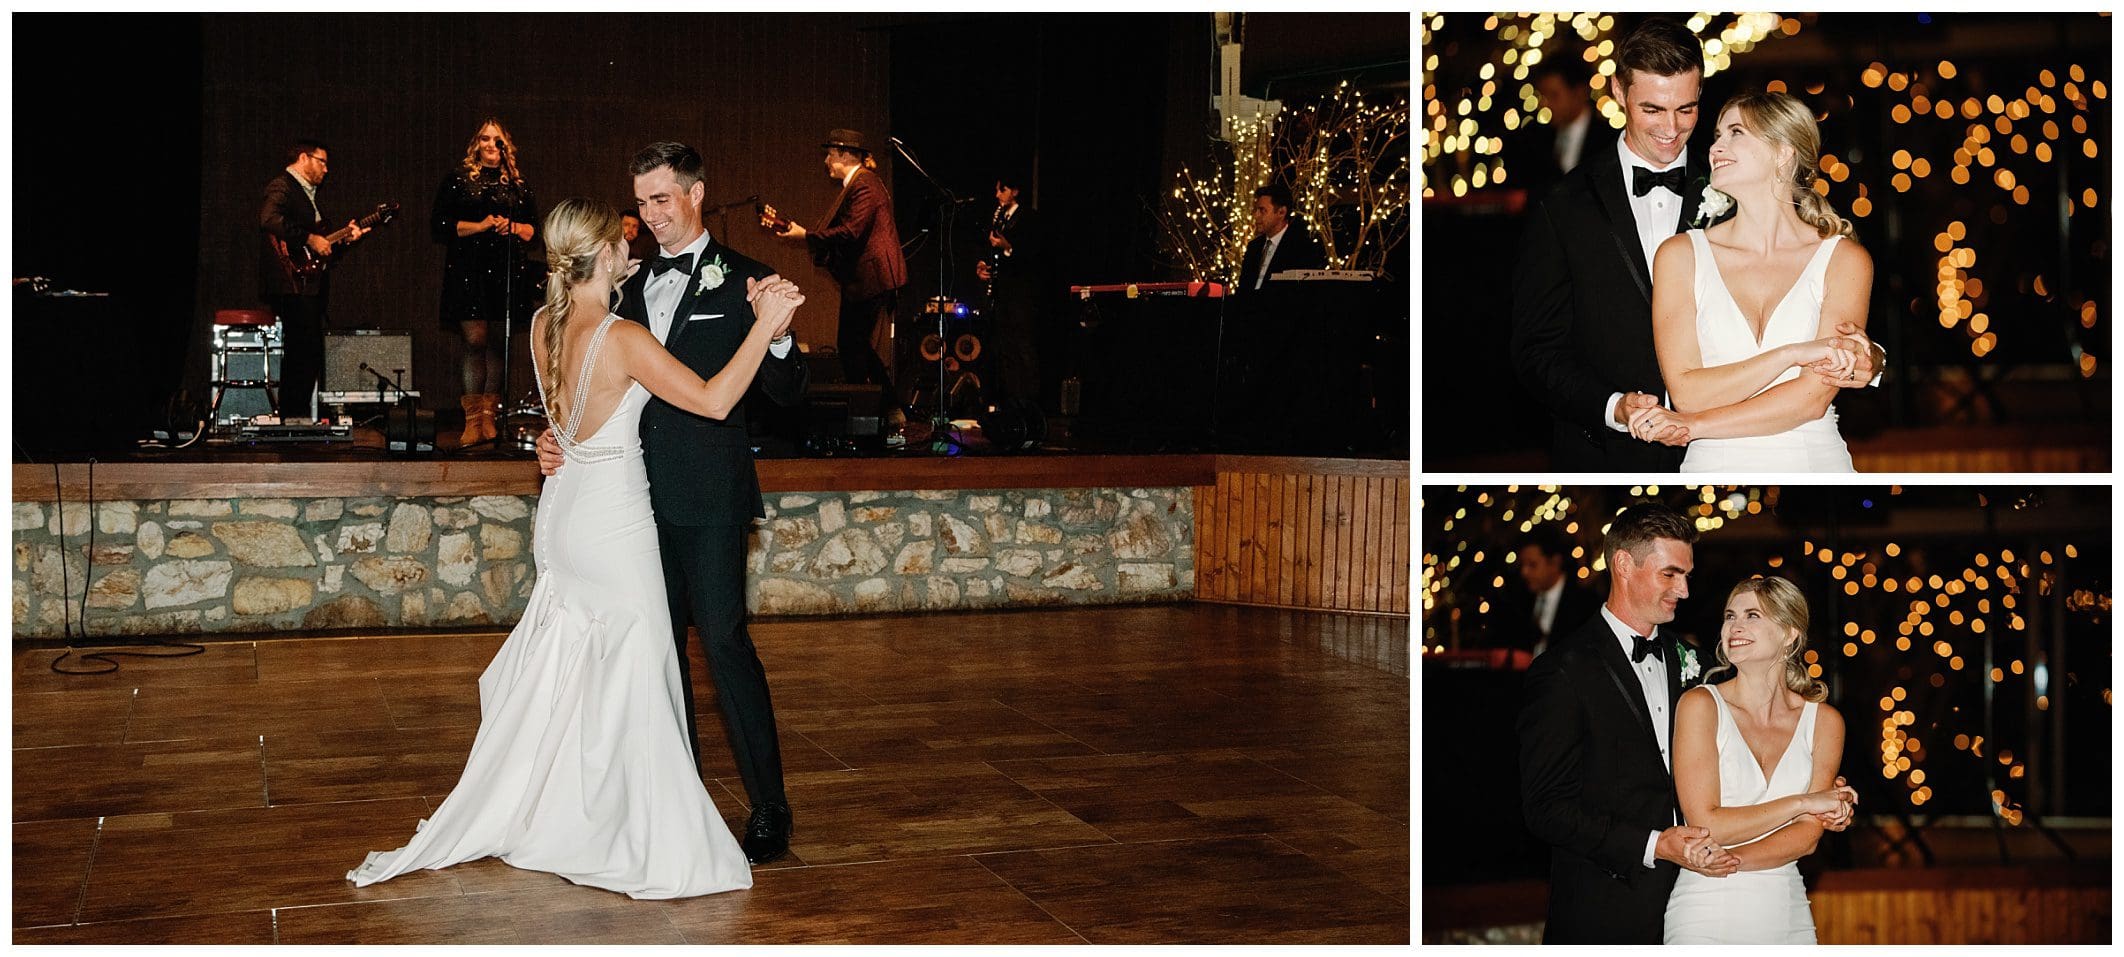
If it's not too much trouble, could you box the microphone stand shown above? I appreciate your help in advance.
[889,135,966,453]
[360,362,423,454]
[477,176,528,452]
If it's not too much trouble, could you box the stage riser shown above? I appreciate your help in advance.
[12,487,1198,640]
[1193,459,1412,615]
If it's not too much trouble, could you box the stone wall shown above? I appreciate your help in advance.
[12,486,1194,640]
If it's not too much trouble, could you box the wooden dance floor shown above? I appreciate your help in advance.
[12,605,1409,944]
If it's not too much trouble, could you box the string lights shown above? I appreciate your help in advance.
[1422,486,2110,827]
[1158,82,1409,284]
[1422,13,2109,377]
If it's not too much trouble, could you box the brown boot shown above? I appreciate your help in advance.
[460,394,487,447]
[476,394,503,442]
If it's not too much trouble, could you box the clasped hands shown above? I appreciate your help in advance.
[1622,322,1882,446]
[1802,775,1860,833]
[1662,775,1857,879]
[482,214,533,242]
[533,274,802,478]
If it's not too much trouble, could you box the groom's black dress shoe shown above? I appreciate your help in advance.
[742,800,793,864]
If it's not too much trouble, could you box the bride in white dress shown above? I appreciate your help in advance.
[1665,576,1856,943]
[1631,90,1876,472]
[348,198,803,898]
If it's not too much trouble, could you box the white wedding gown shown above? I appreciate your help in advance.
[348,314,752,899]
[1678,229,1855,472]
[1663,684,1818,943]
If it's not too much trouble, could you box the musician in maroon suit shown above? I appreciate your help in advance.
[258,139,365,418]
[760,129,906,390]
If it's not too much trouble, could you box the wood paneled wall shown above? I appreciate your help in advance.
[1811,866,2111,944]
[1194,456,1410,615]
[192,13,890,406]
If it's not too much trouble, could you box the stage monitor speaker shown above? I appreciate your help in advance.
[803,383,885,437]
[325,330,413,394]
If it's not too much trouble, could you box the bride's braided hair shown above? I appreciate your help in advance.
[536,199,624,428]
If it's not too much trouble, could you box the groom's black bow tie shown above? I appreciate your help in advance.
[1632,165,1688,197]
[649,253,695,277]
[1631,633,1665,663]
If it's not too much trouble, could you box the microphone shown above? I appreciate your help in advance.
[358,363,415,404]
[360,362,429,452]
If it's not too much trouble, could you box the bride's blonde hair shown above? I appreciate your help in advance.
[1711,575,1828,702]
[537,198,624,428]
[1724,89,1856,240]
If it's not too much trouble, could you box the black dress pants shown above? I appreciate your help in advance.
[990,287,1040,409]
[658,521,786,808]
[837,289,896,390]
[268,293,326,417]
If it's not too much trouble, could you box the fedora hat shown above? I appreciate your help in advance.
[821,128,870,153]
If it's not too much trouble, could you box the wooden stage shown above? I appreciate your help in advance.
[11,604,1410,944]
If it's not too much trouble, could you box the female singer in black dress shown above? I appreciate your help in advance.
[432,118,540,445]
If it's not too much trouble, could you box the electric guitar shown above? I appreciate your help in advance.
[272,201,400,282]
[757,201,799,236]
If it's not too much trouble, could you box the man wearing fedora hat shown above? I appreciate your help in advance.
[761,129,907,393]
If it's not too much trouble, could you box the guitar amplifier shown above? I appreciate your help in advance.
[323,330,413,397]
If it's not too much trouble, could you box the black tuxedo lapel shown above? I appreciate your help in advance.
[1592,627,1661,757]
[664,246,714,348]
[665,238,754,350]
[1586,149,1654,304]
[1664,634,1685,740]
[1675,150,1710,237]
[618,259,654,329]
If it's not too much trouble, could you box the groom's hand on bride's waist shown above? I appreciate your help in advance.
[536,429,563,476]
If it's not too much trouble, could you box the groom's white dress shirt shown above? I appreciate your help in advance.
[1603,137,1689,435]
[1597,604,1674,869]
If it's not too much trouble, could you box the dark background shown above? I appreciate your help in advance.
[1421,485,2112,886]
[1419,12,2111,469]
[12,12,1410,458]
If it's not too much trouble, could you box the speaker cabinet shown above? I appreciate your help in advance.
[324,330,413,394]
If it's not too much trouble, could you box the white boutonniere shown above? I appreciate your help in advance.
[1679,644,1702,684]
[697,255,728,294]
[1691,182,1734,228]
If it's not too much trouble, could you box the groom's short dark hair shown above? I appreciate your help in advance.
[1615,18,1703,89]
[1603,502,1698,566]
[629,141,705,190]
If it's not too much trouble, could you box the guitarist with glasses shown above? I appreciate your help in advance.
[259,139,368,419]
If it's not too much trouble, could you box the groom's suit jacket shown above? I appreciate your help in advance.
[622,237,809,527]
[1516,608,1688,944]
[1510,143,1707,472]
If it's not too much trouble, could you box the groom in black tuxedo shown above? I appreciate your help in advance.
[1510,19,1710,471]
[1516,502,1736,943]
[540,141,808,863]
